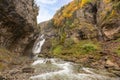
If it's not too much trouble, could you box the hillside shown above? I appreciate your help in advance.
[39,0,120,72]
[0,0,120,79]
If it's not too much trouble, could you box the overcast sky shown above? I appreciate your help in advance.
[35,0,73,23]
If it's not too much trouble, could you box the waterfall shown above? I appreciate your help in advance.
[32,34,45,58]
[30,34,120,80]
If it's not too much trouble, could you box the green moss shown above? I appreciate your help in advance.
[115,47,120,56]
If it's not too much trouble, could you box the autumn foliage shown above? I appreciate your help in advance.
[53,0,93,26]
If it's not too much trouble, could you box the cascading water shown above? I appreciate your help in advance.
[30,58,120,80]
[30,34,120,80]
[32,34,45,59]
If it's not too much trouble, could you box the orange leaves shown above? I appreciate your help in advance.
[53,0,94,27]
[62,1,77,18]
[53,1,81,26]
[53,15,64,27]
[80,0,93,7]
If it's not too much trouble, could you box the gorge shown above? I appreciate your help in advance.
[0,0,120,80]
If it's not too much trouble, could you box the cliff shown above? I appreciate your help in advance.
[39,0,120,70]
[0,0,39,71]
[0,0,38,54]
[52,0,120,41]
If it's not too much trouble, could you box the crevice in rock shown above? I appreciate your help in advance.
[92,4,97,24]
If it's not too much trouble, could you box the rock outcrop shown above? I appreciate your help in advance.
[52,0,120,41]
[39,0,120,71]
[39,0,120,50]
[0,0,39,54]
[98,0,120,39]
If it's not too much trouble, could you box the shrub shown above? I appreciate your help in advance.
[81,43,97,53]
[53,45,63,55]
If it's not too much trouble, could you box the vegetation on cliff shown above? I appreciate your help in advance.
[39,0,120,70]
[53,0,95,27]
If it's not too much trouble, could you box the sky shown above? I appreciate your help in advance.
[35,0,73,23]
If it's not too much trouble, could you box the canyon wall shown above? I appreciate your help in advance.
[0,0,39,54]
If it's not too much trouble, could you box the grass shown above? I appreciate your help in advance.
[0,48,12,71]
[0,48,31,71]
[115,46,120,56]
[51,40,101,57]
[53,45,63,55]
[114,38,120,42]
[81,43,97,53]
[0,48,13,61]
[0,63,5,71]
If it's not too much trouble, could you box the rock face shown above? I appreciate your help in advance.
[97,0,120,39]
[39,20,58,54]
[39,1,120,70]
[40,0,120,41]
[39,0,120,49]
[0,0,38,54]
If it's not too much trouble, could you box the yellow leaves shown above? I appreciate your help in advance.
[80,0,92,7]
[53,1,81,26]
[111,10,117,16]
[53,15,64,27]
[53,0,95,27]
[63,13,72,18]
[103,0,111,4]
[62,1,78,18]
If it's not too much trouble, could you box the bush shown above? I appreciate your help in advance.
[81,43,97,53]
[53,45,63,55]
[50,39,100,56]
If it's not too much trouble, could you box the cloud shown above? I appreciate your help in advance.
[37,8,53,23]
[35,0,57,4]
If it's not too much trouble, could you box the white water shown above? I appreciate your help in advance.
[32,34,45,56]
[30,58,120,80]
[30,34,120,80]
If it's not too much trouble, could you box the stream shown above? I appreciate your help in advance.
[30,34,120,80]
[30,58,120,80]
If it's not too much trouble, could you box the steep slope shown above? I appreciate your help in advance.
[39,0,120,70]
[52,0,120,41]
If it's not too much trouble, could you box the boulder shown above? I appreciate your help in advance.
[22,67,35,73]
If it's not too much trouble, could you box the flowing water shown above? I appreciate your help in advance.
[30,58,120,80]
[30,34,120,80]
[32,34,45,59]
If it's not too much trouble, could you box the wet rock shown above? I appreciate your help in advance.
[0,76,6,80]
[22,67,35,73]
